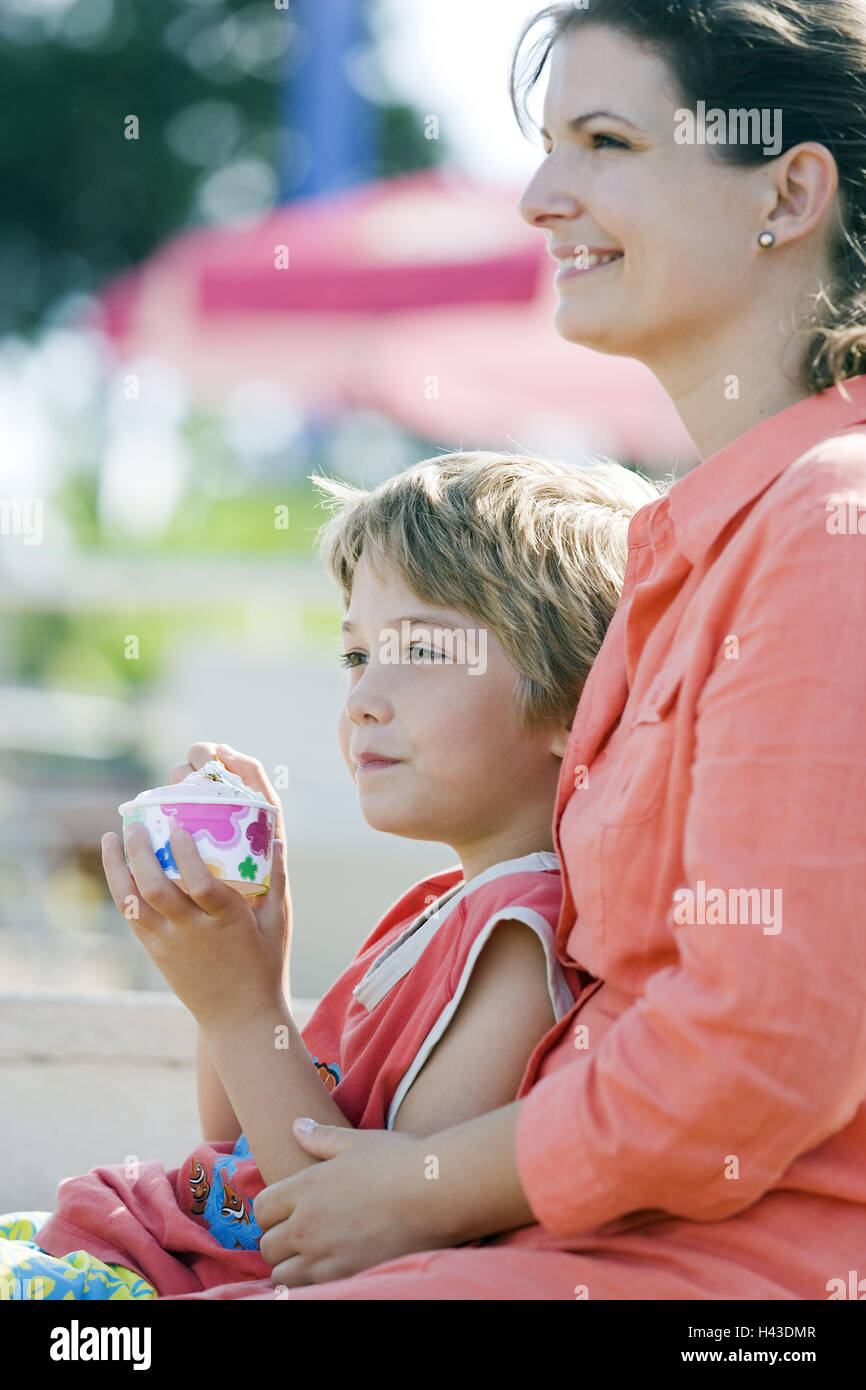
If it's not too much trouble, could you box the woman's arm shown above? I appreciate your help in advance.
[255,1101,535,1284]
[507,460,866,1237]
[407,1100,536,1244]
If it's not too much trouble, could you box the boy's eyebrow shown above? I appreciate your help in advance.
[342,613,465,633]
[538,110,644,139]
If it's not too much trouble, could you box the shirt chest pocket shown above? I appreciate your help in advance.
[596,661,685,828]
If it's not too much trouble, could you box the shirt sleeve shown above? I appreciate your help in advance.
[515,449,866,1236]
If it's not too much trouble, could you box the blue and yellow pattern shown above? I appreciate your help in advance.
[0,1211,157,1301]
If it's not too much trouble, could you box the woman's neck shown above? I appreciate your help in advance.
[650,310,816,462]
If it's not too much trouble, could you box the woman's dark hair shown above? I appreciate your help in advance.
[509,0,866,395]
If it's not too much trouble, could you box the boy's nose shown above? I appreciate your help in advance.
[343,672,393,726]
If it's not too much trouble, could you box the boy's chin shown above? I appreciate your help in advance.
[359,804,432,840]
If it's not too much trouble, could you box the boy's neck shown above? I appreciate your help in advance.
[457,830,557,886]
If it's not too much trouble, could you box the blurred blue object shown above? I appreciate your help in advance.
[283,0,378,200]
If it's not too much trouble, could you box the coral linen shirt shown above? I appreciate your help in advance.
[504,376,866,1294]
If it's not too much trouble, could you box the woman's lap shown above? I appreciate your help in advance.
[162,1242,770,1301]
[3,1207,807,1302]
[160,1247,589,1300]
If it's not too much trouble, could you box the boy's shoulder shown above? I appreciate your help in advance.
[360,854,563,958]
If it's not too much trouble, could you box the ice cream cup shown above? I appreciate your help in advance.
[118,758,278,898]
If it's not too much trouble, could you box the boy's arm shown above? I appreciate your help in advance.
[198,920,556,1177]
[391,919,557,1135]
[200,1000,355,1186]
[197,1028,243,1143]
[197,959,293,1144]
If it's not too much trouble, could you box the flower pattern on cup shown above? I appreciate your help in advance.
[163,802,245,850]
[155,839,178,873]
[245,809,273,860]
[237,856,258,882]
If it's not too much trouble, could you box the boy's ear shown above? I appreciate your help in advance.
[550,721,573,759]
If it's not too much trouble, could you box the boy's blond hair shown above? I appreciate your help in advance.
[309,451,662,732]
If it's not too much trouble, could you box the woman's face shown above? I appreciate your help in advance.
[518,24,774,372]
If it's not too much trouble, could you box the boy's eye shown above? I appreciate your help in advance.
[410,643,444,663]
[338,643,450,668]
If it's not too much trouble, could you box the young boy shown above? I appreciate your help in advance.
[1,450,660,1299]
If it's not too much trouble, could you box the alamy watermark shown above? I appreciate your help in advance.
[0,496,43,545]
[826,491,866,534]
[674,101,782,158]
[673,879,782,935]
[378,620,487,675]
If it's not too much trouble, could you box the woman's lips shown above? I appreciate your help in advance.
[356,758,401,772]
[556,254,624,282]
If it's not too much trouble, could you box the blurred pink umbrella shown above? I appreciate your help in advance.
[93,168,696,467]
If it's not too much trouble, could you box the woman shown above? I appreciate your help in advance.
[168,0,866,1300]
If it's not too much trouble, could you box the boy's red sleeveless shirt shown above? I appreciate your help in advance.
[300,850,579,1130]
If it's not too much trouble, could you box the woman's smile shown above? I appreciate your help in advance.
[555,254,624,282]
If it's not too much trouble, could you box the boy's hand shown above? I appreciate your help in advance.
[101,820,290,1032]
[168,741,293,975]
[168,742,288,850]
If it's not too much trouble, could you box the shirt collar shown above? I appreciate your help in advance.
[637,374,866,565]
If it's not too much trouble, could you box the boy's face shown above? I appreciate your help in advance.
[336,551,570,869]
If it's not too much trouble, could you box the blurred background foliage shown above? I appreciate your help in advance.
[0,0,440,335]
[0,0,669,996]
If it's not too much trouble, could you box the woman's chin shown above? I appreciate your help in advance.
[554,309,631,358]
[553,306,603,347]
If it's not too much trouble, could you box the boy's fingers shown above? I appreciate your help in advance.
[168,827,240,918]
[252,839,288,928]
[214,743,278,802]
[101,833,168,934]
[186,742,219,770]
[182,743,286,841]
[254,1177,296,1234]
[168,762,195,785]
[213,743,286,843]
[122,823,202,926]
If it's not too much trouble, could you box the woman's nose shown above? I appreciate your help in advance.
[518,162,580,228]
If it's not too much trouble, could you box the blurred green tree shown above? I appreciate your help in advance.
[0,0,441,335]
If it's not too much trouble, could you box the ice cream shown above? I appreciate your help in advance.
[118,759,278,898]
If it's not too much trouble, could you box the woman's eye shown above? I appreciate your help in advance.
[591,132,629,150]
[541,131,628,155]
[338,651,366,669]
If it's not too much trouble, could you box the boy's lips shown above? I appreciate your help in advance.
[354,752,403,769]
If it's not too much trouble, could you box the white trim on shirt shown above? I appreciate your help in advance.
[351,850,560,1012]
[384,904,575,1130]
